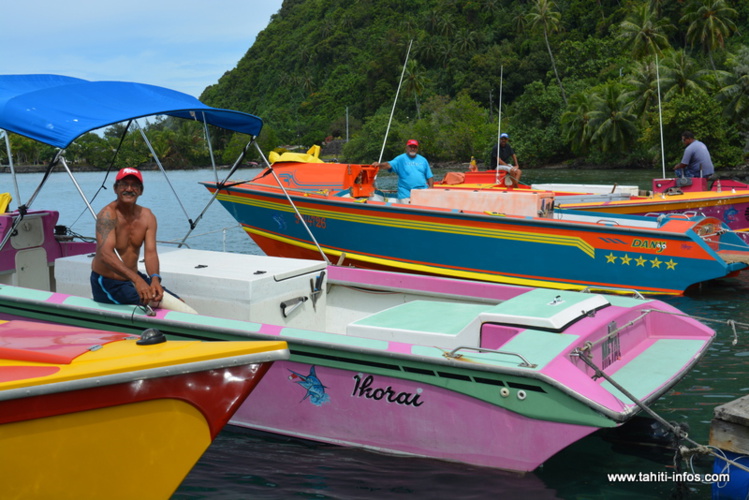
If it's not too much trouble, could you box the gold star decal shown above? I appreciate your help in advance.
[635,256,647,266]
[650,257,662,268]
[606,253,618,263]
[666,259,677,270]
[620,254,632,265]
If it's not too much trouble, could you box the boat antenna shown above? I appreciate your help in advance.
[656,54,665,178]
[495,65,504,185]
[378,39,413,164]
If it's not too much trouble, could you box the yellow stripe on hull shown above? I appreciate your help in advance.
[560,191,749,214]
[244,226,616,293]
[1,399,211,500]
[220,193,596,258]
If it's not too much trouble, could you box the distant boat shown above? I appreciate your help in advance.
[0,318,288,499]
[437,170,749,241]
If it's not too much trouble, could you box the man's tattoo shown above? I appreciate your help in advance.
[95,213,116,249]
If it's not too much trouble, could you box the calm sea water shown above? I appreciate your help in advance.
[7,167,749,499]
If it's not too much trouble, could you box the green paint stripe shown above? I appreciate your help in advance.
[282,328,389,349]
[0,286,54,301]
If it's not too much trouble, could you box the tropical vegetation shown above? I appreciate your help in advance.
[3,0,749,172]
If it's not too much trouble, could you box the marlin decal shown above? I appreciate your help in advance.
[288,366,330,406]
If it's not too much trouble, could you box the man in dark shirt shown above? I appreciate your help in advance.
[488,133,522,186]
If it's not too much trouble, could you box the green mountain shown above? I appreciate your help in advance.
[201,0,749,169]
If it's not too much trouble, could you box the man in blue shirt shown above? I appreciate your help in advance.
[674,131,715,178]
[374,139,434,202]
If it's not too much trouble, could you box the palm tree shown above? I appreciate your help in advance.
[437,38,456,68]
[525,0,567,105]
[149,129,176,163]
[681,0,738,70]
[300,71,315,95]
[415,36,440,65]
[423,9,442,33]
[588,84,639,154]
[561,92,597,154]
[659,49,711,99]
[438,17,457,38]
[716,47,749,124]
[454,29,479,53]
[618,3,673,59]
[403,60,429,119]
[648,0,668,17]
[623,59,660,120]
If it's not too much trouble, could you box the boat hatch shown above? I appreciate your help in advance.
[479,289,610,331]
[345,289,610,349]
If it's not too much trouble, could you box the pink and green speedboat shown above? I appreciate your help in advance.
[0,74,716,472]
[0,223,716,472]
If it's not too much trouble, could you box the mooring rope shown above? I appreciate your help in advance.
[571,349,749,476]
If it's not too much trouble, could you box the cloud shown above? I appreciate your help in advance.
[1,0,283,97]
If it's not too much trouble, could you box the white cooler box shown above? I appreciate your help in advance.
[54,247,328,329]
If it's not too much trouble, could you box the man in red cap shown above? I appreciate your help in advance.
[90,167,170,307]
[372,139,433,202]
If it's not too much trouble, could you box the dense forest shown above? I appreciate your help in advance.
[201,0,749,170]
[3,0,749,172]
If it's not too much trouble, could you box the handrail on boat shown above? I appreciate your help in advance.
[646,211,700,220]
[444,346,537,368]
[595,219,621,226]
[576,311,652,352]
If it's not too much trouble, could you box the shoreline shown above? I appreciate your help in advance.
[4,163,748,179]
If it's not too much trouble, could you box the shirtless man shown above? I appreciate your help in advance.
[90,167,165,306]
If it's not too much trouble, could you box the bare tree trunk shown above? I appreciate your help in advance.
[544,29,567,106]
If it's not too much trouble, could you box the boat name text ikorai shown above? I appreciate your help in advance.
[352,374,424,407]
[631,239,666,253]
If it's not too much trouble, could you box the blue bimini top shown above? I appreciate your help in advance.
[0,74,263,148]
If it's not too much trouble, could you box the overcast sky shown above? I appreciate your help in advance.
[2,0,284,98]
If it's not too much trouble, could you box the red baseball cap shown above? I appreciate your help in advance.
[115,167,143,184]
[406,139,419,147]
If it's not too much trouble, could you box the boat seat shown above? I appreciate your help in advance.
[346,301,493,347]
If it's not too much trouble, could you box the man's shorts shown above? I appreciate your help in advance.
[90,271,178,305]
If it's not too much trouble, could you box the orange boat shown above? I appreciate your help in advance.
[204,160,749,295]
